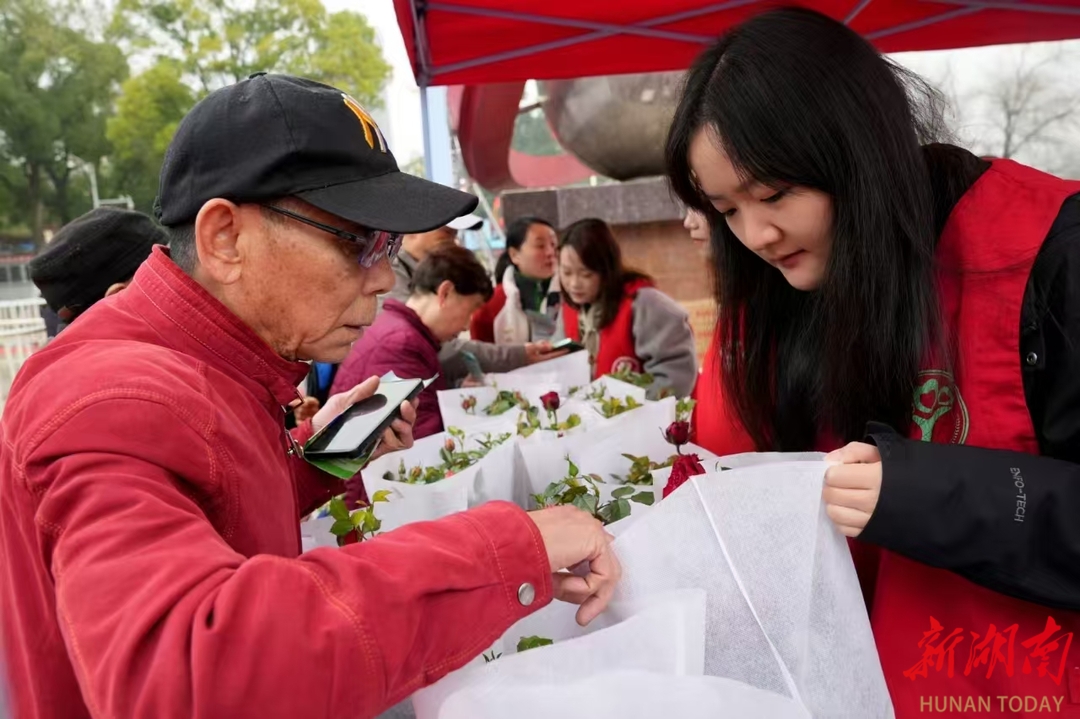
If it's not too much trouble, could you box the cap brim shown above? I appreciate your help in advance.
[296,171,478,234]
[448,213,484,231]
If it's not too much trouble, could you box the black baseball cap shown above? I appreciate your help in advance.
[155,73,477,233]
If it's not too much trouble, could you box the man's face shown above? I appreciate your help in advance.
[234,199,395,363]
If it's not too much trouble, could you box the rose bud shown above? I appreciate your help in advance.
[444,438,456,452]
[540,391,561,412]
[664,421,690,446]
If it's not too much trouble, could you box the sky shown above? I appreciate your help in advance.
[334,0,1080,175]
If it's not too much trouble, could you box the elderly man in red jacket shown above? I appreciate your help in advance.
[0,74,619,719]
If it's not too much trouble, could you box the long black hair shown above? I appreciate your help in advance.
[666,7,950,450]
[559,218,651,328]
[494,216,556,281]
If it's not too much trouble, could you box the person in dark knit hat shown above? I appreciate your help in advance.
[29,207,164,332]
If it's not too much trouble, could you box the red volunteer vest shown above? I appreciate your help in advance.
[694,159,1080,717]
[563,278,652,380]
[864,160,1080,717]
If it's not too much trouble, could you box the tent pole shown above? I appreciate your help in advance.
[420,84,433,181]
[411,0,453,185]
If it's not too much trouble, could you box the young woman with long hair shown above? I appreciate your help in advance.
[558,218,697,398]
[667,7,1080,714]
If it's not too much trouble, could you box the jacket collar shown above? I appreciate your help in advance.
[381,298,442,350]
[128,247,309,406]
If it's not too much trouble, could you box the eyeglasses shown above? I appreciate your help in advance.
[260,204,402,269]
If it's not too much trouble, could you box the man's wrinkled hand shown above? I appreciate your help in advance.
[823,442,882,538]
[529,505,621,626]
[311,375,416,460]
[525,341,569,365]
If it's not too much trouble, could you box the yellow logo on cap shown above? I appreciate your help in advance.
[342,94,387,152]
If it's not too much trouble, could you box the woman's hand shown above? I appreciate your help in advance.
[822,442,882,537]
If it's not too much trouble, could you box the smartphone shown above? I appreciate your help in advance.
[304,379,426,460]
[551,337,586,353]
[461,350,485,381]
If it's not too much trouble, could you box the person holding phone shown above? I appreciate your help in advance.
[666,8,1080,714]
[332,245,495,439]
[0,74,620,719]
[557,218,698,399]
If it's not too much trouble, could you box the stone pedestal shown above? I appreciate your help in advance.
[501,179,716,362]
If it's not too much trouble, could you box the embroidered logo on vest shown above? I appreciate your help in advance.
[912,370,969,444]
[611,356,642,374]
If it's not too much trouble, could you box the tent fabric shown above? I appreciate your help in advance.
[393,0,1080,86]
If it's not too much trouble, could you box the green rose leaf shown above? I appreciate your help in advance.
[330,518,354,536]
[517,635,554,652]
[328,497,350,522]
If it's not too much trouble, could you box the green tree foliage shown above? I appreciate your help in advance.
[107,0,391,213]
[106,59,194,212]
[0,0,127,244]
[0,0,391,237]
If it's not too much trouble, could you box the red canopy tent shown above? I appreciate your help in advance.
[393,0,1080,86]
[391,0,1080,189]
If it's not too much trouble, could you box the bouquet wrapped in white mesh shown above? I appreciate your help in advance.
[410,459,892,719]
[350,428,517,533]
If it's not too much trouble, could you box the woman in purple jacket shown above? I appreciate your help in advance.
[333,245,494,438]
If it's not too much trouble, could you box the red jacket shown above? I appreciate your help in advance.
[332,298,447,439]
[562,278,652,378]
[690,338,756,456]
[470,284,506,343]
[0,247,552,719]
[694,159,1080,716]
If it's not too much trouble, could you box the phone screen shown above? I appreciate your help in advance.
[553,338,585,353]
[317,380,419,454]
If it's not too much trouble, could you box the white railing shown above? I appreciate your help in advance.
[0,298,48,414]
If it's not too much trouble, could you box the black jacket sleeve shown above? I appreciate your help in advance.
[861,430,1080,611]
[860,194,1080,611]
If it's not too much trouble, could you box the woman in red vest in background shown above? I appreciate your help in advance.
[558,218,697,399]
[667,8,1080,717]
[470,216,561,344]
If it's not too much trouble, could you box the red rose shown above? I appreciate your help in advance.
[444,438,456,452]
[662,453,706,498]
[540,391,561,412]
[664,420,690,447]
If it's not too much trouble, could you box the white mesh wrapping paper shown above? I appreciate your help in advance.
[412,590,708,719]
[357,431,517,531]
[515,397,678,510]
[612,462,893,718]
